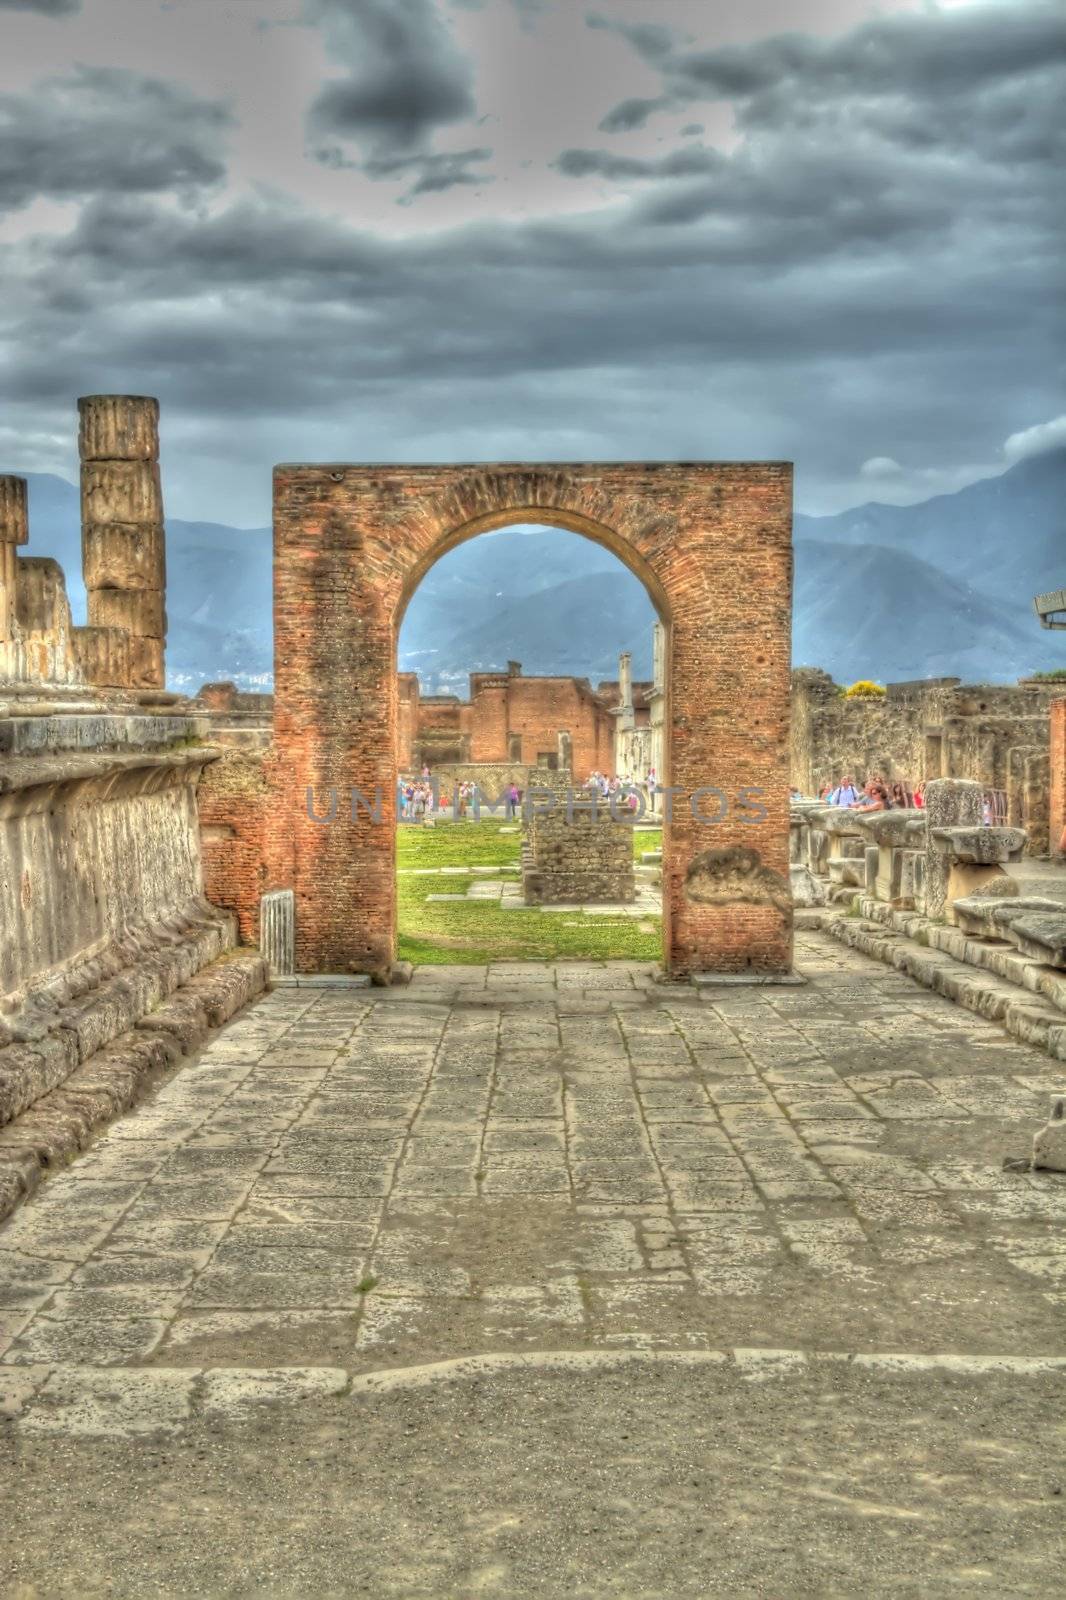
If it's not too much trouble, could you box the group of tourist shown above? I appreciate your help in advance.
[583,769,656,811]
[397,774,525,820]
[819,775,926,813]
[398,764,659,821]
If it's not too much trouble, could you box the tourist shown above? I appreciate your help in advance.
[851,781,892,814]
[890,781,910,809]
[913,781,926,810]
[829,775,861,807]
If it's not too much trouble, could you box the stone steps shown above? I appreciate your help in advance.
[0,948,268,1223]
[0,899,240,1129]
[807,898,1066,1063]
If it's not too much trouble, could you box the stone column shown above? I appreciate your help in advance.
[618,650,634,730]
[923,777,982,920]
[0,475,28,675]
[79,394,166,689]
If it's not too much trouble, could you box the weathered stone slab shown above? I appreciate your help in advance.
[1011,914,1066,969]
[930,826,1027,865]
[1033,1093,1066,1172]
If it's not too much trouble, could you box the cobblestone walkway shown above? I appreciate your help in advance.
[3,932,1065,1409]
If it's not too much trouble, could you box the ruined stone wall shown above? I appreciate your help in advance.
[791,669,1058,851]
[524,779,636,904]
[419,761,536,800]
[1052,698,1066,858]
[0,713,222,1004]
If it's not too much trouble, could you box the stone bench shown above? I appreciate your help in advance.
[852,813,927,906]
[928,825,1028,924]
[953,895,1062,940]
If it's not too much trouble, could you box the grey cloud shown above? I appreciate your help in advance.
[362,146,493,198]
[0,1,79,14]
[0,66,231,212]
[307,0,477,154]
[586,14,678,65]
[555,146,718,182]
[601,0,1066,121]
[597,96,670,134]
[0,2,1061,528]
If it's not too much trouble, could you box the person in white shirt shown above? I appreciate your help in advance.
[829,775,860,807]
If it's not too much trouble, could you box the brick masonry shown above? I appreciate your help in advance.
[198,749,275,946]
[271,462,793,977]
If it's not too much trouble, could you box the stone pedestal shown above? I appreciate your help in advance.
[79,395,166,689]
[924,779,983,920]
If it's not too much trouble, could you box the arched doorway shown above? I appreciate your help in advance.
[270,462,793,977]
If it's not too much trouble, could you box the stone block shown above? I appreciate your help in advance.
[71,625,132,687]
[0,474,28,545]
[789,864,826,907]
[1011,914,1066,970]
[1032,1093,1066,1172]
[930,826,1027,865]
[923,778,982,830]
[81,458,163,526]
[864,845,878,892]
[126,635,166,689]
[83,521,165,591]
[78,394,159,462]
[87,586,165,638]
[0,1034,79,1128]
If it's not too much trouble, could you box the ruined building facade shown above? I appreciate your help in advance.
[791,667,1061,854]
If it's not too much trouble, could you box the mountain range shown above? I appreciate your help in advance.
[12,448,1065,693]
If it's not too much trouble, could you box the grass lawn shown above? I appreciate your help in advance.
[396,819,661,966]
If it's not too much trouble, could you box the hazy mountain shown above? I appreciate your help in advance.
[794,448,1066,618]
[407,569,657,692]
[13,447,1065,692]
[792,540,1043,684]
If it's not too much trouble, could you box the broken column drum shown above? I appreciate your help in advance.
[79,395,167,689]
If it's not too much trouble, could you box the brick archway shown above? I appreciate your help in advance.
[271,462,793,977]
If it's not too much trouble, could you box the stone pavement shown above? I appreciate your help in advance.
[2,928,1065,1437]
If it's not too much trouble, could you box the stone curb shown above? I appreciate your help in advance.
[5,1350,1066,1435]
[0,950,268,1226]
[811,905,1066,1063]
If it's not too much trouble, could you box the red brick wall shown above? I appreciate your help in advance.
[272,462,793,977]
[397,673,419,769]
[469,680,509,762]
[198,750,272,945]
[1051,698,1066,858]
[500,678,610,781]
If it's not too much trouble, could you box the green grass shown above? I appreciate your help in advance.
[397,818,521,869]
[635,827,662,859]
[395,819,661,965]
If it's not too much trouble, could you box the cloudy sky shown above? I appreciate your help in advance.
[1,0,1063,525]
